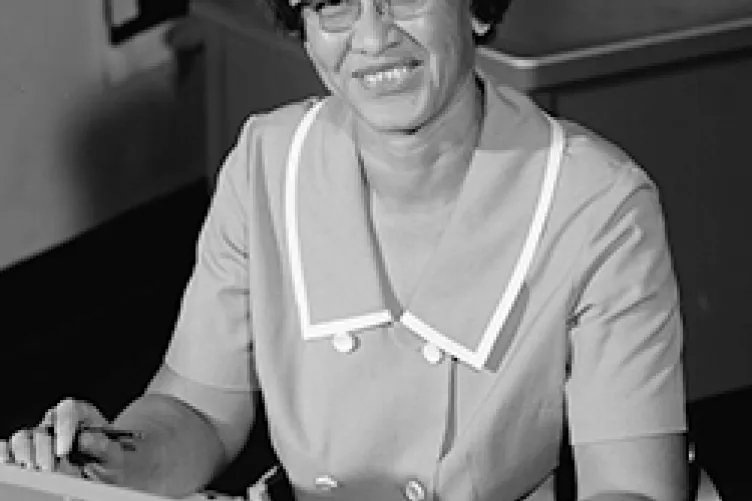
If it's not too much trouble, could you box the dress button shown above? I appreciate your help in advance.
[314,474,340,491]
[421,343,444,364]
[403,479,427,501]
[331,332,356,353]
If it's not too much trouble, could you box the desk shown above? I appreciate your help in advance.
[191,0,752,401]
[479,0,752,90]
[0,462,242,501]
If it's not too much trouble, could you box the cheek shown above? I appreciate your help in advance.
[408,12,473,87]
[429,32,467,89]
[304,28,349,90]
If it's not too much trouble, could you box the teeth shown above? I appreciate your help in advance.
[362,65,411,87]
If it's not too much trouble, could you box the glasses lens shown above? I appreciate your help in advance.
[388,0,428,19]
[310,0,430,31]
[312,0,359,31]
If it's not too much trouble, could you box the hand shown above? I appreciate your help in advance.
[2,398,133,482]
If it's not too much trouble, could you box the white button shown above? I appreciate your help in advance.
[314,474,340,491]
[331,332,356,353]
[422,343,444,364]
[403,479,427,501]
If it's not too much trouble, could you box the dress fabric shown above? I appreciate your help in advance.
[163,70,687,501]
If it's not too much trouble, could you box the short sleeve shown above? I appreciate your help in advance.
[565,168,687,444]
[164,119,258,392]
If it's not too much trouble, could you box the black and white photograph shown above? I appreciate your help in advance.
[1,1,750,500]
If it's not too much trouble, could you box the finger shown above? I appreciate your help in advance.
[82,462,118,484]
[57,456,85,478]
[54,398,105,457]
[32,427,56,471]
[10,429,34,469]
[0,440,11,464]
[77,430,120,464]
[38,407,56,429]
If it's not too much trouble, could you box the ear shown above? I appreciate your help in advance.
[471,17,491,37]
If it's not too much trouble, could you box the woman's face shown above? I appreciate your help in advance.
[300,0,477,133]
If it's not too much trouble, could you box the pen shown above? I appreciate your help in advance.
[34,425,145,441]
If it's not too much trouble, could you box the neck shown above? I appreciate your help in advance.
[355,73,484,214]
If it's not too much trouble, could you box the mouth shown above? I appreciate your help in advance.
[352,61,422,91]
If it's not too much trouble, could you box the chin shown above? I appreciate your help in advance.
[361,113,422,133]
[353,99,432,134]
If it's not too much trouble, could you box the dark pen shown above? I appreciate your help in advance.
[34,425,145,441]
[34,425,145,462]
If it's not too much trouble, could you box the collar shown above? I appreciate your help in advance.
[284,75,564,370]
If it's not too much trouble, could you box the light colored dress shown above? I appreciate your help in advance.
[163,71,686,501]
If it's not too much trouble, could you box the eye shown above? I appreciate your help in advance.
[309,0,351,15]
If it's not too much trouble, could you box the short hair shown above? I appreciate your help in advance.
[263,0,514,45]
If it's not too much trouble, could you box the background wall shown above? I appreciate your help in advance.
[0,0,211,468]
[0,0,205,271]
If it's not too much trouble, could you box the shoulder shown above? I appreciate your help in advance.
[532,114,671,285]
[560,120,654,194]
[485,80,654,206]
[237,98,321,150]
[552,118,662,232]
[217,97,323,188]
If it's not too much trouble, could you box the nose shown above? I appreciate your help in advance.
[349,0,395,54]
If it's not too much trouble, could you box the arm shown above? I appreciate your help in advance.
[4,119,259,496]
[3,368,254,500]
[565,169,689,501]
[574,434,688,501]
[100,117,259,497]
[105,365,255,497]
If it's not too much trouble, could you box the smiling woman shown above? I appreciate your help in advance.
[301,0,479,133]
[2,0,689,500]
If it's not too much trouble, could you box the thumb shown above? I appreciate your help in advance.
[53,399,108,458]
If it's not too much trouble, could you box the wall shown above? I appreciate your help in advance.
[0,0,205,270]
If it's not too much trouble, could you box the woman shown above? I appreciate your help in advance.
[1,0,688,499]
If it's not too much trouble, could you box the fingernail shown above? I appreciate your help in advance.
[83,463,106,481]
[56,438,66,457]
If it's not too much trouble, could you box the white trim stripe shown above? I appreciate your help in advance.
[285,100,393,340]
[304,310,393,339]
[285,100,327,338]
[476,116,564,364]
[402,116,565,370]
[401,311,486,369]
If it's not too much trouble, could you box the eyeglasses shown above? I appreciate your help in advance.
[299,0,432,33]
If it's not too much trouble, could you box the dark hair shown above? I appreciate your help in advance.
[263,0,514,45]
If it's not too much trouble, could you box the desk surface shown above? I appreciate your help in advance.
[0,462,167,501]
[489,0,752,56]
[0,463,227,501]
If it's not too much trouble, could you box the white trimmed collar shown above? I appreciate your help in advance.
[284,77,564,370]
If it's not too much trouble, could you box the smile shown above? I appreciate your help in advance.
[363,65,411,86]
[354,62,421,92]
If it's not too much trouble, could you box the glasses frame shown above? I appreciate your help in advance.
[297,0,433,33]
